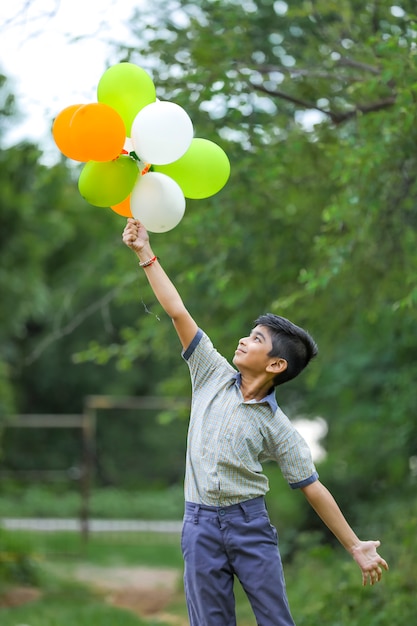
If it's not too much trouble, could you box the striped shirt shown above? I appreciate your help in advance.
[182,329,318,506]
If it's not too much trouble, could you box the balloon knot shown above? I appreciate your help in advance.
[141,162,152,176]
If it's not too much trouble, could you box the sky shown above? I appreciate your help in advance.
[0,0,138,159]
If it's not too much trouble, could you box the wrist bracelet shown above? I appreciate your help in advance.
[139,255,158,268]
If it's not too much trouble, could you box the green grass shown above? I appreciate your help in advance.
[285,547,415,626]
[6,530,183,567]
[1,526,416,626]
[0,581,165,626]
[0,484,184,520]
[1,489,416,625]
[0,531,185,626]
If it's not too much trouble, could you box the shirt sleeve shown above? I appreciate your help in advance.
[182,328,236,391]
[289,472,319,489]
[263,409,319,489]
[182,328,204,361]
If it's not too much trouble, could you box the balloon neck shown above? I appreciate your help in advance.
[130,151,151,175]
[141,162,152,176]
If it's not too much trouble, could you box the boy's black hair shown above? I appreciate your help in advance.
[254,313,318,386]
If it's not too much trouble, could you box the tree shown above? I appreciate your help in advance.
[2,1,417,499]
[0,73,147,419]
[99,0,417,497]
[0,72,190,481]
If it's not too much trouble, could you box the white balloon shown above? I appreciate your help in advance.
[131,101,194,165]
[130,172,186,233]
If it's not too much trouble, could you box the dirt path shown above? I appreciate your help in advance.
[0,565,187,625]
[73,565,188,625]
[0,586,42,607]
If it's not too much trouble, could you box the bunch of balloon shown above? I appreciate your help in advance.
[52,62,230,232]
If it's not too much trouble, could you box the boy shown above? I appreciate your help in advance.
[122,218,388,626]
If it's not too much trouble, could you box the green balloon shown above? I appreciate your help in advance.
[97,63,156,135]
[154,138,230,199]
[78,156,139,207]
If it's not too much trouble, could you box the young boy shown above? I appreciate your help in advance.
[122,218,388,626]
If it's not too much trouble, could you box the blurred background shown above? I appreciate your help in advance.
[0,1,416,624]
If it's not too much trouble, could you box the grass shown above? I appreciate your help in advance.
[1,485,417,625]
[0,581,163,626]
[0,529,410,626]
[1,525,416,626]
[0,530,185,626]
[0,484,184,520]
[10,529,184,568]
[0,528,259,626]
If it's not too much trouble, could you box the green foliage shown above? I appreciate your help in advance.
[0,585,153,626]
[0,528,40,586]
[108,0,417,499]
[6,529,183,569]
[93,408,189,488]
[0,489,415,626]
[1,499,415,626]
[2,8,416,622]
[1,406,189,489]
[1,2,417,544]
[90,486,184,519]
[287,498,417,625]
[0,485,184,520]
[0,485,81,518]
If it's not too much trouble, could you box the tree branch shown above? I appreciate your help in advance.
[252,83,329,115]
[330,96,397,124]
[0,0,59,29]
[254,65,345,81]
[24,273,137,366]
[336,56,380,75]
[253,63,372,83]
[251,82,396,125]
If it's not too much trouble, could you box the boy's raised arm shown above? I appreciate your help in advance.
[122,218,198,350]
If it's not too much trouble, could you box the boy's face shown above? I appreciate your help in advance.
[232,325,275,373]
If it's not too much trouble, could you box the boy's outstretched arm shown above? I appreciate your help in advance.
[122,218,198,350]
[301,480,389,586]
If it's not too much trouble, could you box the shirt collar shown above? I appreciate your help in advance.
[231,372,278,412]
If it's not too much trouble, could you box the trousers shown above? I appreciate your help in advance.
[181,496,296,626]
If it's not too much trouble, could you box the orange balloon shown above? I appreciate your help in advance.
[52,104,91,161]
[70,103,126,162]
[111,195,132,217]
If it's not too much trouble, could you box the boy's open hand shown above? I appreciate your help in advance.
[122,218,150,254]
[351,540,389,585]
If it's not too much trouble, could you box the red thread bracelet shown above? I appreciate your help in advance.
[139,255,158,268]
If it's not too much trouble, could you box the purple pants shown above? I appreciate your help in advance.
[181,497,296,626]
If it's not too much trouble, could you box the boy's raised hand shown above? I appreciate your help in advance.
[351,540,389,585]
[122,218,150,254]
